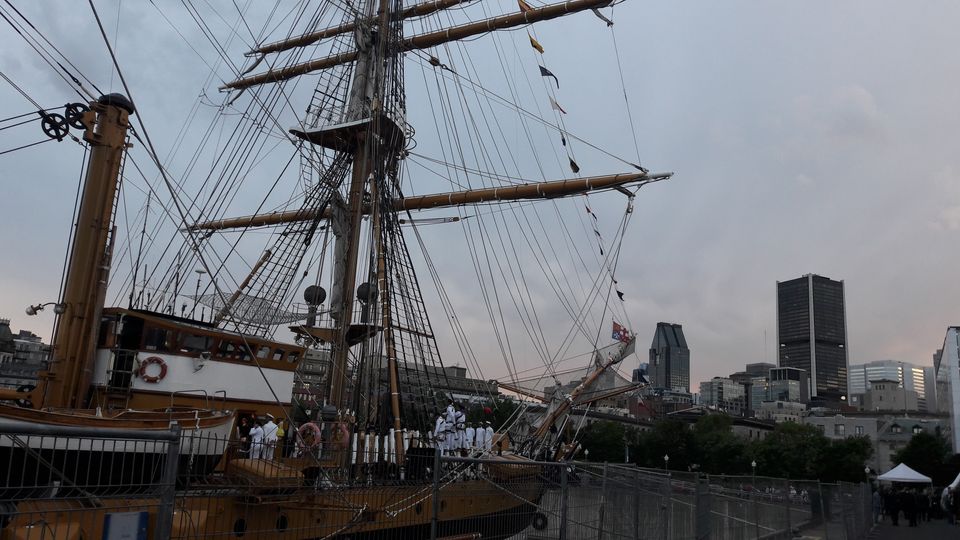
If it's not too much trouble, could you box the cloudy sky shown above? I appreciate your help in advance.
[1,1,958,392]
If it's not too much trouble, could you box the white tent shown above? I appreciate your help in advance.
[877,463,932,483]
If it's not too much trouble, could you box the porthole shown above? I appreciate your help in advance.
[276,514,289,531]
[415,503,423,515]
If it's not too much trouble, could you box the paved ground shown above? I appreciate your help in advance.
[868,518,959,539]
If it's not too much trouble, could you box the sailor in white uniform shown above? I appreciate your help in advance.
[433,411,446,452]
[453,404,466,451]
[483,421,494,452]
[465,423,476,453]
[442,402,455,452]
[249,419,265,459]
[476,423,487,452]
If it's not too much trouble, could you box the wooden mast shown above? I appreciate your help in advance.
[42,95,135,409]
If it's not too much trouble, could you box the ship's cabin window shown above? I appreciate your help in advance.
[286,351,300,363]
[180,333,213,354]
[218,339,252,361]
[144,327,174,352]
[256,346,271,359]
[273,349,284,361]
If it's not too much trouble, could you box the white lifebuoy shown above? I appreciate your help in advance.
[139,356,167,383]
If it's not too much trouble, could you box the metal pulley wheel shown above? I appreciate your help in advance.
[40,112,69,141]
[64,103,90,130]
[15,384,35,408]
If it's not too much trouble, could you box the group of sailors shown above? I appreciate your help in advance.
[432,401,495,454]
[237,413,284,459]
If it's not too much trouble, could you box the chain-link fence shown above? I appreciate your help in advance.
[0,421,874,539]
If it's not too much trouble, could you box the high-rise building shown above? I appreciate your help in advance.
[935,327,960,452]
[777,274,848,403]
[769,366,810,403]
[699,377,746,416]
[648,322,690,393]
[848,360,936,412]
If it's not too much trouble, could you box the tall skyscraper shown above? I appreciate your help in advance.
[648,322,690,393]
[777,274,848,403]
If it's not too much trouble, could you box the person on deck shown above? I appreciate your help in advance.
[434,410,446,453]
[484,421,494,452]
[453,404,466,452]
[465,423,476,453]
[444,402,456,453]
[249,418,265,459]
[475,420,488,452]
[237,416,251,456]
[262,413,279,460]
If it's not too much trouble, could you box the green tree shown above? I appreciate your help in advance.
[580,421,629,462]
[750,422,828,479]
[691,414,750,474]
[630,418,694,471]
[817,436,873,482]
[893,431,951,483]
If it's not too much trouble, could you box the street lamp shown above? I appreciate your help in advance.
[25,302,66,316]
[864,466,871,480]
[663,454,669,472]
[191,269,207,319]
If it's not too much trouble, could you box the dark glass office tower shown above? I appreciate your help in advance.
[649,322,690,393]
[777,274,848,403]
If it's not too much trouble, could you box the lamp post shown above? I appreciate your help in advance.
[663,454,669,472]
[25,302,67,316]
[191,269,207,319]
[751,459,759,539]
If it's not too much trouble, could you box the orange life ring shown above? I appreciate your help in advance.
[139,356,167,383]
[298,422,322,449]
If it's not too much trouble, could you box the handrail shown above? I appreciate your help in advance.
[169,389,210,411]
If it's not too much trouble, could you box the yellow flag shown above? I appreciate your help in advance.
[518,0,534,13]
[529,33,544,54]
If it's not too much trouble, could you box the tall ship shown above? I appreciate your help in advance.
[0,0,669,537]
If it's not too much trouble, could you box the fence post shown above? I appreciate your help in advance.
[633,468,641,540]
[784,477,792,537]
[597,462,608,540]
[661,472,671,540]
[695,473,711,540]
[818,482,830,540]
[559,463,569,540]
[430,447,441,540]
[154,422,180,540]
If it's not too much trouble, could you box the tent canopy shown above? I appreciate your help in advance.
[877,463,932,483]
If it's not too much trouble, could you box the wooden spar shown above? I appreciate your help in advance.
[222,0,613,90]
[532,354,618,441]
[249,0,473,57]
[189,171,672,232]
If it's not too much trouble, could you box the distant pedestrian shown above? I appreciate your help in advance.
[871,489,881,524]
[884,489,900,526]
[941,487,953,524]
[900,489,917,527]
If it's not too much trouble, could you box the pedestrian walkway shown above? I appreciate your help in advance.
[869,518,958,539]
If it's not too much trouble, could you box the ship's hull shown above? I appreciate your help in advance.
[337,501,538,540]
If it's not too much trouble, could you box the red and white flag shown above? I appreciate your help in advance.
[612,321,630,343]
